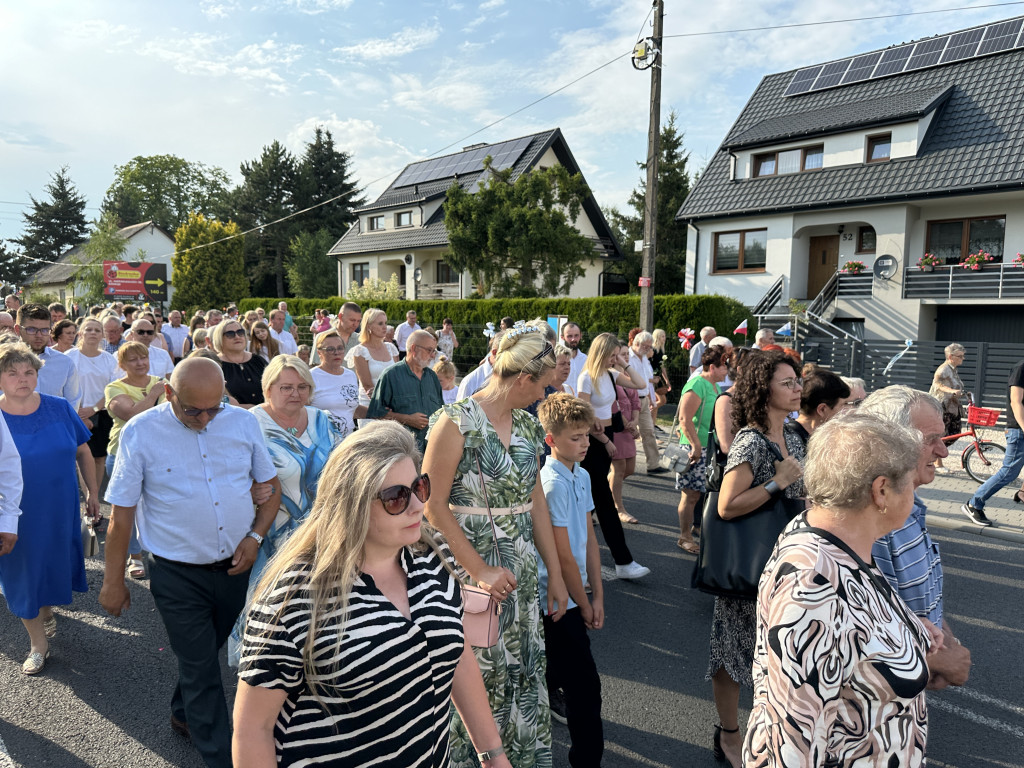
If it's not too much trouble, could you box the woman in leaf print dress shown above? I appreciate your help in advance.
[424,323,569,768]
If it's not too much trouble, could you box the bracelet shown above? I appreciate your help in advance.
[477,746,506,762]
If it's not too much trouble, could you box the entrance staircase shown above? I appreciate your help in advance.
[752,272,860,345]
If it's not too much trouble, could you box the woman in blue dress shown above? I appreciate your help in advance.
[0,342,99,675]
[228,355,346,665]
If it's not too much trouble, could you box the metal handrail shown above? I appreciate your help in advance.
[752,275,786,316]
[804,310,859,341]
[806,270,839,317]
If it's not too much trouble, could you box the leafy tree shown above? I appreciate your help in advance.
[443,161,595,298]
[14,166,90,262]
[613,111,692,294]
[286,228,338,298]
[293,126,365,235]
[0,240,34,291]
[236,141,298,297]
[102,154,231,233]
[171,213,248,312]
[73,212,129,304]
[346,273,405,304]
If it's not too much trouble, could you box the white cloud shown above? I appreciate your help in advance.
[279,0,353,14]
[332,23,442,61]
[480,0,505,9]
[199,1,239,20]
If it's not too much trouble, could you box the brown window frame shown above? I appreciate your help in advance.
[855,226,876,254]
[712,229,768,273]
[436,260,457,284]
[752,144,824,177]
[866,133,892,163]
[395,211,413,228]
[351,262,370,286]
[367,215,384,231]
[924,215,1006,264]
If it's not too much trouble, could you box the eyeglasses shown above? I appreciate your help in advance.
[377,473,431,515]
[274,384,311,395]
[134,329,155,336]
[776,378,804,390]
[222,328,246,339]
[181,405,225,418]
[22,327,50,336]
[844,398,864,408]
[319,346,344,355]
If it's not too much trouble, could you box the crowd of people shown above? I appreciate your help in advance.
[0,290,1016,768]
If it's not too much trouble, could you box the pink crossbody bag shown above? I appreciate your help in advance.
[460,451,505,648]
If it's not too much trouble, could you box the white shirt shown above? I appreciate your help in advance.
[395,322,421,352]
[105,403,277,564]
[161,323,189,358]
[689,341,707,371]
[0,414,23,535]
[578,369,621,420]
[146,346,175,378]
[65,348,119,408]
[271,327,298,355]
[567,350,588,397]
[310,366,360,435]
[629,348,656,400]
[36,346,81,408]
[456,358,493,400]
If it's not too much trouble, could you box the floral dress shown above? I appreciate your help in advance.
[426,398,551,768]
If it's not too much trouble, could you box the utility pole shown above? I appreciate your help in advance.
[639,0,663,332]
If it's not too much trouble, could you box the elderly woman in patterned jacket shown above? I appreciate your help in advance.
[744,411,943,767]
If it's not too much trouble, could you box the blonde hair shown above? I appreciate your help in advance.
[76,318,103,349]
[210,318,245,353]
[359,308,387,344]
[250,421,449,702]
[261,354,315,399]
[652,329,666,352]
[583,332,622,397]
[433,359,456,379]
[491,326,555,381]
[538,393,594,436]
[117,341,149,366]
[192,328,209,348]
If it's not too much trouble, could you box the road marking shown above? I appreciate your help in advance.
[929,697,1024,739]
[948,686,1024,717]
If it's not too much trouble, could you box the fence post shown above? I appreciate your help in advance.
[975,342,988,406]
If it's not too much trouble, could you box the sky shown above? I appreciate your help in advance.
[1,0,1022,246]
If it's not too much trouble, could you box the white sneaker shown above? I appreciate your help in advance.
[615,561,651,580]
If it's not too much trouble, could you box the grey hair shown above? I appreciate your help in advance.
[805,410,920,511]
[701,326,717,341]
[632,330,653,347]
[708,335,734,349]
[554,342,573,359]
[840,376,866,391]
[858,385,941,429]
[945,343,966,358]
[754,328,773,344]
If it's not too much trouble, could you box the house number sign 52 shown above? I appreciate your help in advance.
[841,233,855,241]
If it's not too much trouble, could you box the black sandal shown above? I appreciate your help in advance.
[713,724,739,763]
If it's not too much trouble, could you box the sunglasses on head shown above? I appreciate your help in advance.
[377,473,431,515]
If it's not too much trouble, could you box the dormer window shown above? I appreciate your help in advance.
[395,211,413,228]
[867,133,891,163]
[368,215,384,231]
[753,144,824,177]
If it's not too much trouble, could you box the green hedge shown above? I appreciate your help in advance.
[238,294,752,395]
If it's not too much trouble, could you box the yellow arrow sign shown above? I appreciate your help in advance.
[145,278,165,288]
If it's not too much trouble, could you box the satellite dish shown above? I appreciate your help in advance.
[873,254,898,280]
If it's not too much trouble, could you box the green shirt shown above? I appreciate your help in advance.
[367,362,444,451]
[679,375,720,449]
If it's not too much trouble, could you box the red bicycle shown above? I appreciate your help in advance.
[942,397,1005,483]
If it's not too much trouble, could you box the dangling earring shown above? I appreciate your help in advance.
[879,506,888,515]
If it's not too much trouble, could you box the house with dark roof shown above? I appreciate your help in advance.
[677,16,1024,343]
[30,221,176,305]
[328,128,624,299]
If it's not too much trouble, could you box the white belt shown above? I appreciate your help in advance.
[450,501,534,516]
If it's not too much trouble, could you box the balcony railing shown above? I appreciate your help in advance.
[836,272,873,298]
[903,263,1024,299]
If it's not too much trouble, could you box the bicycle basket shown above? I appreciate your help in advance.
[967,404,1000,427]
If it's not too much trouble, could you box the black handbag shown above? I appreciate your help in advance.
[691,433,802,598]
[704,393,729,492]
[609,373,626,433]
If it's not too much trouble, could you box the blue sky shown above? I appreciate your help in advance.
[1,0,1020,243]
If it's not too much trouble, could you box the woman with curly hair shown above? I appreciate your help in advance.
[706,350,806,767]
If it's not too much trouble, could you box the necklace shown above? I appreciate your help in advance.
[267,406,305,436]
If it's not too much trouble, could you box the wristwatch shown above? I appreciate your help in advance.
[477,747,506,763]
[763,480,781,497]
[245,530,264,546]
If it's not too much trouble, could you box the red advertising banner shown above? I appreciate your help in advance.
[103,261,168,302]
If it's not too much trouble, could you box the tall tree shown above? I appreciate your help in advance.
[0,240,34,291]
[293,126,365,236]
[74,212,129,304]
[286,228,339,298]
[613,111,692,294]
[236,141,298,297]
[14,166,90,262]
[443,161,595,298]
[102,155,231,233]
[171,213,248,312]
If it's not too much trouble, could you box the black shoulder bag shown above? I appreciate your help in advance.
[692,431,803,599]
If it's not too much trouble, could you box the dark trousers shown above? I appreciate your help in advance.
[146,553,250,768]
[582,428,633,565]
[544,608,604,767]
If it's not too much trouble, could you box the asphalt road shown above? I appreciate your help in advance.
[2,470,1022,768]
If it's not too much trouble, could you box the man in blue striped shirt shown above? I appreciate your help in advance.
[862,386,972,689]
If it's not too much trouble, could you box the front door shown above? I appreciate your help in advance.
[807,235,840,298]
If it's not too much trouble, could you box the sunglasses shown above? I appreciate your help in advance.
[181,405,225,418]
[222,328,246,339]
[377,473,431,515]
[528,342,555,366]
[134,329,155,336]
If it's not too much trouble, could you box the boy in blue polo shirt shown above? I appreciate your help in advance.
[537,393,604,767]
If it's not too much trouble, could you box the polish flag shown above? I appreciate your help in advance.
[734,319,748,335]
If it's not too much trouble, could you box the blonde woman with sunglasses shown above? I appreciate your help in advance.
[234,421,511,768]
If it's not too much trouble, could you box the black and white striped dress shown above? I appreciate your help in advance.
[238,546,465,767]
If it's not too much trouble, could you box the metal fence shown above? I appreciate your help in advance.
[801,336,1024,419]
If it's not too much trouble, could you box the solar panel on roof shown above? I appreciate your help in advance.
[812,59,852,90]
[840,51,883,84]
[905,36,949,69]
[940,28,984,63]
[873,45,915,77]
[978,18,1023,55]
[783,65,822,96]
[391,136,533,189]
